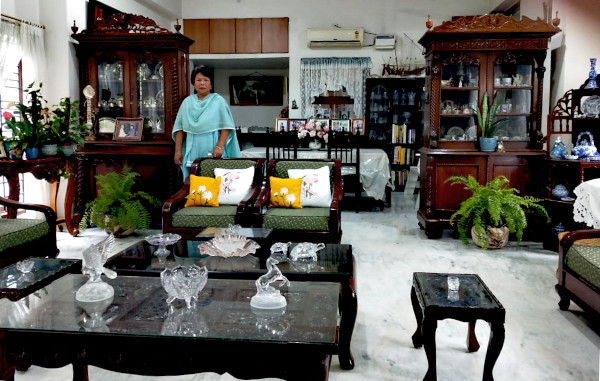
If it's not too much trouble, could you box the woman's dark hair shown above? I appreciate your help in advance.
[190,65,214,93]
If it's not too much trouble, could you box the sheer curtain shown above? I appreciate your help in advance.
[0,21,22,91]
[20,23,46,88]
[300,57,372,118]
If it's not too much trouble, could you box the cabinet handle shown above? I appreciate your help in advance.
[130,94,133,105]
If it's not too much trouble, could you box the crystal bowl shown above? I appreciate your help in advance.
[160,265,208,308]
[16,260,35,273]
[198,234,260,258]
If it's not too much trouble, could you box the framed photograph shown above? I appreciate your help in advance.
[288,119,306,131]
[114,117,143,141]
[275,118,289,132]
[229,76,284,106]
[351,118,365,135]
[331,119,351,132]
[313,119,330,130]
[0,142,7,158]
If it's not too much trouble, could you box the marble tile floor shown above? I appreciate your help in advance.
[14,192,600,381]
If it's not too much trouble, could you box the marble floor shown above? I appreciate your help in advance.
[13,192,600,381]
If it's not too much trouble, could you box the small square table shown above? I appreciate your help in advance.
[411,272,505,381]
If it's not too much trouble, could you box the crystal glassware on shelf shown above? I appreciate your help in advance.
[145,233,182,264]
[160,265,208,309]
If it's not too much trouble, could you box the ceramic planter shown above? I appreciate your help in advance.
[25,147,40,159]
[41,144,59,156]
[471,225,509,249]
[479,137,498,152]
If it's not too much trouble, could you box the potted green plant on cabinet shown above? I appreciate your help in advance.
[79,167,162,237]
[445,175,549,249]
[474,90,506,152]
[44,98,86,156]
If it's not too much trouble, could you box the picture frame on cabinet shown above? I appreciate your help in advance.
[114,117,143,141]
[313,119,330,131]
[275,118,289,132]
[331,119,351,132]
[288,119,306,131]
[351,118,365,135]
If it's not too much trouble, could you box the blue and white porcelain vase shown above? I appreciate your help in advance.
[584,58,599,89]
[549,136,567,159]
[551,184,570,199]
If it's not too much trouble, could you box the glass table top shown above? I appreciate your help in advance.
[0,275,339,344]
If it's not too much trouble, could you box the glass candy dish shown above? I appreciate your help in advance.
[160,265,208,309]
[198,234,260,258]
[145,233,182,263]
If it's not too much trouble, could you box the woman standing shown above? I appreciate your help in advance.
[173,66,241,179]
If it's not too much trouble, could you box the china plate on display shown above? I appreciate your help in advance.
[581,95,600,117]
[447,126,464,137]
[561,196,575,202]
[466,125,477,140]
[156,62,164,78]
[98,117,116,133]
[156,90,164,107]
[586,156,600,161]
[564,155,579,160]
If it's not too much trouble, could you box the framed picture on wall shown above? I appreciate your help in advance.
[275,118,289,132]
[331,119,351,132]
[114,117,143,141]
[288,119,306,131]
[351,118,365,135]
[229,76,284,106]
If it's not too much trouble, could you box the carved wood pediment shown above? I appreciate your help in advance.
[430,14,560,34]
[81,13,171,35]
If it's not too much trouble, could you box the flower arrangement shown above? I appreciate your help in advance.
[297,119,329,143]
[2,83,47,152]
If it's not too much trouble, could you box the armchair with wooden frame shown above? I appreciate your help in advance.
[0,196,59,268]
[162,158,265,239]
[252,158,343,244]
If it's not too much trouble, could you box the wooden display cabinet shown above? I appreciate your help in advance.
[70,13,193,234]
[416,14,559,238]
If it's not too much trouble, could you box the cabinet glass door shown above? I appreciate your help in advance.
[97,60,124,119]
[493,54,534,141]
[368,84,389,140]
[439,61,479,141]
[137,59,165,134]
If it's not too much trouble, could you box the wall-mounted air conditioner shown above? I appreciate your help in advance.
[307,28,364,48]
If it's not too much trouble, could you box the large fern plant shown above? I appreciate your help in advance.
[445,175,549,249]
[79,167,161,235]
[474,90,506,138]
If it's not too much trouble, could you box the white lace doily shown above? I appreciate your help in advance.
[573,178,600,228]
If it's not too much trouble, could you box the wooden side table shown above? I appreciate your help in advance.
[411,272,505,381]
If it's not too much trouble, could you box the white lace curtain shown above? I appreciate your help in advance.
[300,57,372,118]
[0,18,46,92]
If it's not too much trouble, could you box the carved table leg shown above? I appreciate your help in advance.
[411,286,424,348]
[467,320,480,352]
[422,316,438,381]
[72,362,89,381]
[482,321,505,381]
[64,158,79,236]
[338,279,357,370]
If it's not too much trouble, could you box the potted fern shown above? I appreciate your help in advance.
[79,167,161,237]
[445,175,549,249]
[474,90,506,152]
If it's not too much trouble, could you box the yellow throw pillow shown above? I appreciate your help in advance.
[268,177,303,209]
[184,175,221,207]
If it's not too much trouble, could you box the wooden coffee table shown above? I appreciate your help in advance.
[411,272,505,381]
[0,275,339,381]
[107,240,357,370]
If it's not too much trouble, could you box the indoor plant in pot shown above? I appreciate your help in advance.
[445,174,549,249]
[79,167,162,237]
[45,98,86,156]
[474,90,506,152]
[2,83,47,159]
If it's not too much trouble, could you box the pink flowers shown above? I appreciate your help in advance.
[297,120,329,142]
[2,111,13,120]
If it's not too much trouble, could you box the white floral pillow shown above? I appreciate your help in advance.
[214,166,255,205]
[287,166,332,207]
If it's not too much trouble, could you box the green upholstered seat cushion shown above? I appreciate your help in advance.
[172,205,239,228]
[199,159,257,177]
[565,244,600,289]
[263,207,330,231]
[274,161,335,189]
[0,219,50,252]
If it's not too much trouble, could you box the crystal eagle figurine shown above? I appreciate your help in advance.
[75,234,117,303]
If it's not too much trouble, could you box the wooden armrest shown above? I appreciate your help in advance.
[0,196,57,225]
[559,229,600,257]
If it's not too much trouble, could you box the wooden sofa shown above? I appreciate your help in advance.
[0,196,58,268]
[556,229,600,317]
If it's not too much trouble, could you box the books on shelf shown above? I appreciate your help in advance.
[393,146,416,165]
[391,124,416,144]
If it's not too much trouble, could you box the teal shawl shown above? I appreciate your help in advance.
[172,93,241,158]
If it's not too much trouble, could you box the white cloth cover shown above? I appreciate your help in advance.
[573,178,600,228]
[288,166,332,207]
[214,166,255,205]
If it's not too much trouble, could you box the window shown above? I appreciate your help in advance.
[0,61,24,205]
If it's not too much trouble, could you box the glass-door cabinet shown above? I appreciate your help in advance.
[420,15,559,151]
